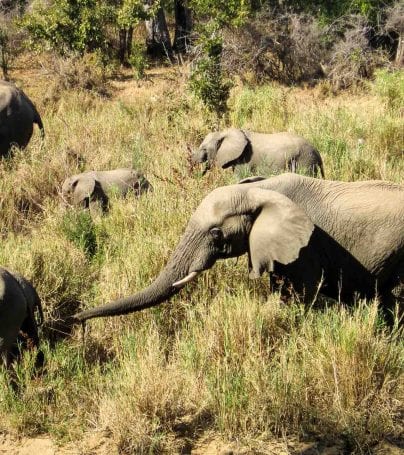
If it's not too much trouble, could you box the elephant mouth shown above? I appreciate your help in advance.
[172,271,201,288]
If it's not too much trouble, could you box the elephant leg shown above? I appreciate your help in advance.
[272,244,324,305]
[380,261,404,326]
[288,158,297,173]
[19,315,44,368]
[379,292,403,327]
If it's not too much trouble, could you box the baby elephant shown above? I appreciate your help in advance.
[61,168,152,212]
[0,80,44,158]
[0,268,43,367]
[192,128,324,177]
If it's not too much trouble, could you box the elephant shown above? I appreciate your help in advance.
[74,173,403,324]
[192,128,325,177]
[0,268,43,367]
[61,168,153,212]
[0,80,44,158]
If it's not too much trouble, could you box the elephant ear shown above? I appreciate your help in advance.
[246,188,314,278]
[72,176,96,207]
[216,129,249,169]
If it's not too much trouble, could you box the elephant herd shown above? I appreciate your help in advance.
[0,79,403,371]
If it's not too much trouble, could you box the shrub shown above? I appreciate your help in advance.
[0,7,25,78]
[222,11,328,85]
[128,43,148,80]
[383,1,404,65]
[20,0,112,55]
[60,210,98,260]
[326,16,388,89]
[43,53,111,103]
[189,25,233,118]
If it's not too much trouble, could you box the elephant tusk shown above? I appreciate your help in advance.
[172,271,200,288]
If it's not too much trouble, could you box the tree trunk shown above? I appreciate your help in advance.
[127,25,134,59]
[118,28,127,65]
[145,2,172,59]
[395,33,403,67]
[173,0,192,53]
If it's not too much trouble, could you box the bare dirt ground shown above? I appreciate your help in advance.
[1,431,403,455]
[0,431,117,455]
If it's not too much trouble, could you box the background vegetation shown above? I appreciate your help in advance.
[0,0,403,453]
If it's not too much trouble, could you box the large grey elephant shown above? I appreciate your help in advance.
[0,268,43,367]
[0,80,44,158]
[61,168,152,212]
[75,173,403,323]
[192,128,325,177]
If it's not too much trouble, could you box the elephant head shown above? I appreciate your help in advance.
[75,184,314,322]
[61,174,107,211]
[192,128,249,170]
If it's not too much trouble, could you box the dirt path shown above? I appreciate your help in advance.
[0,432,118,455]
[2,432,402,455]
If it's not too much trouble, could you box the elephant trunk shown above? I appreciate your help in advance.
[75,274,178,321]
[75,229,204,322]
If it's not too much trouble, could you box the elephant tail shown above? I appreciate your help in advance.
[34,111,45,139]
[26,94,45,139]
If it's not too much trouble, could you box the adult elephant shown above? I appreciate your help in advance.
[0,268,43,366]
[192,128,325,177]
[0,80,44,158]
[61,168,152,212]
[75,173,403,323]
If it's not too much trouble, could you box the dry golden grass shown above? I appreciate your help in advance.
[0,58,402,453]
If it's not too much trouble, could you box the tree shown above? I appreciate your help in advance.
[21,0,112,55]
[173,0,192,52]
[116,0,148,64]
[384,1,404,66]
[144,0,172,57]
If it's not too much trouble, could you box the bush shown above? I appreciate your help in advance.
[383,1,404,64]
[128,43,148,80]
[0,7,25,78]
[43,53,111,102]
[20,0,112,55]
[221,9,395,89]
[60,210,98,260]
[326,16,388,90]
[222,11,328,85]
[189,25,233,118]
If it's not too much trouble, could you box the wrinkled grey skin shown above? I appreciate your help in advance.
[61,168,152,212]
[0,80,44,158]
[0,268,43,366]
[75,173,403,323]
[192,128,325,177]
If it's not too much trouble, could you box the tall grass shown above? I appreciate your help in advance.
[0,67,402,452]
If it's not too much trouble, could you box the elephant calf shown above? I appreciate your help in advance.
[192,128,324,177]
[61,168,153,212]
[0,80,44,158]
[0,268,43,367]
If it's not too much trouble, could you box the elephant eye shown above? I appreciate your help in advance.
[210,227,223,241]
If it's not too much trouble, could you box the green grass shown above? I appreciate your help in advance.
[0,66,403,452]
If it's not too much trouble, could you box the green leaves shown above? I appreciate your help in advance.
[190,0,251,27]
[188,26,233,118]
[20,0,113,55]
[116,0,149,30]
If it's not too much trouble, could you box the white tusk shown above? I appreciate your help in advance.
[172,271,200,288]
